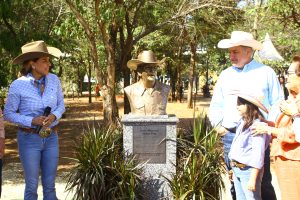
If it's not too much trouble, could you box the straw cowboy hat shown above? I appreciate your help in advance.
[13,40,62,64]
[127,50,160,70]
[237,93,268,113]
[218,31,263,50]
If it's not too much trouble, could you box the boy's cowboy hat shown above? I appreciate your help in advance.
[13,40,62,64]
[218,31,263,50]
[127,50,160,70]
[237,93,268,113]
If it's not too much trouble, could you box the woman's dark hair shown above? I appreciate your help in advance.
[237,96,265,131]
[20,58,39,76]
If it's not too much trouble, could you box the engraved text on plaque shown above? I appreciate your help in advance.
[133,125,166,163]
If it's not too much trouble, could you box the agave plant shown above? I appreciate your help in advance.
[166,113,225,200]
[65,124,143,200]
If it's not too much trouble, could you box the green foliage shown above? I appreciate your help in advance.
[65,124,143,200]
[166,114,225,200]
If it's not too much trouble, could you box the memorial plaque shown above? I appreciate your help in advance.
[133,125,166,163]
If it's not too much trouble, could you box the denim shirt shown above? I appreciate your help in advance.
[4,73,65,129]
[229,119,271,169]
[208,59,283,128]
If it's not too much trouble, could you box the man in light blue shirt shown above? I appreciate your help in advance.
[209,31,282,200]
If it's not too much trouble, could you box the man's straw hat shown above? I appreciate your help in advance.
[127,50,160,70]
[218,31,263,50]
[13,40,62,64]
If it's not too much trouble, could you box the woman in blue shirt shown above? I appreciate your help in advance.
[229,93,270,200]
[4,41,65,200]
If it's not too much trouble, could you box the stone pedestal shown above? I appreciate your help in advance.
[122,114,178,199]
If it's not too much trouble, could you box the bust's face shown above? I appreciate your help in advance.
[137,64,157,88]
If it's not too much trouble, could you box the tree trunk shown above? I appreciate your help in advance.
[88,55,92,103]
[176,44,183,102]
[187,39,196,109]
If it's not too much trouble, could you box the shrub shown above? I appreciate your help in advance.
[65,124,143,200]
[166,114,225,199]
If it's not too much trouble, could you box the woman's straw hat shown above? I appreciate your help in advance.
[13,41,62,64]
[218,31,263,50]
[127,50,160,70]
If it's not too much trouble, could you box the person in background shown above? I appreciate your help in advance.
[279,75,288,100]
[209,31,281,200]
[95,83,101,101]
[0,108,4,198]
[4,40,65,200]
[252,55,300,200]
[229,93,270,200]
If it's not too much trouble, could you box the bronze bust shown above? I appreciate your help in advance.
[124,50,170,115]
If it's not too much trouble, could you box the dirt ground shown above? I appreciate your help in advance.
[3,94,211,181]
[2,94,282,200]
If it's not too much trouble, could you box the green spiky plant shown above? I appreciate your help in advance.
[166,114,225,200]
[65,124,143,200]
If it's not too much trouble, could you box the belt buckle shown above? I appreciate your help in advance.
[39,128,51,138]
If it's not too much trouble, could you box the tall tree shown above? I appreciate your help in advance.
[64,0,238,123]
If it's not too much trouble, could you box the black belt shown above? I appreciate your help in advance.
[224,126,236,133]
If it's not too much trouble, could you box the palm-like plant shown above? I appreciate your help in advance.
[167,114,225,200]
[65,124,143,200]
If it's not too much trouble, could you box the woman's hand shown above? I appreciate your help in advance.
[280,100,298,116]
[251,122,268,136]
[32,116,47,126]
[42,114,56,127]
[32,114,56,127]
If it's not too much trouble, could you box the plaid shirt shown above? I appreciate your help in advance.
[4,73,65,129]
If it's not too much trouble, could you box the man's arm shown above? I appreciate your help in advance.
[208,74,224,127]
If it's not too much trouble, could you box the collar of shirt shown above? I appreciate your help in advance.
[232,59,253,72]
[135,80,158,96]
[27,73,45,85]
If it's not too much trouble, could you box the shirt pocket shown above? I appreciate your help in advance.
[45,87,58,107]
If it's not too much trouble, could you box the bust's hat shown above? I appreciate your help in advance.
[127,50,160,70]
[13,40,62,64]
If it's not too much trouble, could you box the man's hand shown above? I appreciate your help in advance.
[217,126,227,136]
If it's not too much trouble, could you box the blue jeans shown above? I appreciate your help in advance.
[17,130,59,200]
[232,166,263,200]
[222,131,277,200]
